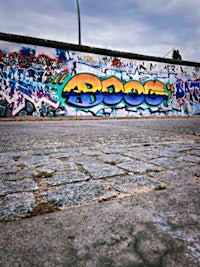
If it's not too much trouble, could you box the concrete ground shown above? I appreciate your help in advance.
[0,117,200,267]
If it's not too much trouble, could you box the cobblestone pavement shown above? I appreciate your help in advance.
[0,117,200,266]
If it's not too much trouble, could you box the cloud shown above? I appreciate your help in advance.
[0,0,200,62]
[0,2,78,43]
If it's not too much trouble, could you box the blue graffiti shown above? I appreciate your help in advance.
[175,81,200,100]
[62,91,167,108]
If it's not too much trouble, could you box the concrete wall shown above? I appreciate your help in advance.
[0,33,200,117]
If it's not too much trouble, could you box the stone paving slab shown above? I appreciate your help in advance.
[0,141,199,221]
[0,192,36,221]
[0,184,199,267]
[0,118,200,266]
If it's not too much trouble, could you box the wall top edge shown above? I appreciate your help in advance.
[0,32,200,67]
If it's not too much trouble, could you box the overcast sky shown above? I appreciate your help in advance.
[0,0,200,62]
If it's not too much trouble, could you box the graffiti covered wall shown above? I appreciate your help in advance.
[0,35,200,117]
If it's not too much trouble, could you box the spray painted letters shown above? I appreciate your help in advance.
[0,40,200,117]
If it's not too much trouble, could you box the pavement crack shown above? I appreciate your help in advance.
[76,163,93,180]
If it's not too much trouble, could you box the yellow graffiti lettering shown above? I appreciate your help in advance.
[58,73,68,84]
[101,77,123,93]
[124,81,144,94]
[52,74,63,84]
[59,72,170,96]
[166,84,175,93]
[63,73,102,93]
[144,81,168,95]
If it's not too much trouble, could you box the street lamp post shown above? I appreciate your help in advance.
[76,0,81,45]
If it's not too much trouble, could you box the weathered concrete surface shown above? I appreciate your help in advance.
[0,117,200,266]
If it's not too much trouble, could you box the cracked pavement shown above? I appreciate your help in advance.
[0,117,200,266]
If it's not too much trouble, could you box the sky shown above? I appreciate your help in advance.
[0,0,200,62]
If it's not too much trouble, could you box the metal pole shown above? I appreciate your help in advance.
[76,0,81,45]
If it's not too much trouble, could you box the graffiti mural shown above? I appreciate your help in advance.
[0,40,200,117]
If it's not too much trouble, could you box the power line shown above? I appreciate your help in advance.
[163,47,175,58]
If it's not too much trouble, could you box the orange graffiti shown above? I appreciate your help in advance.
[60,73,169,96]
[124,81,144,94]
[101,77,123,93]
[63,73,102,93]
[144,80,168,96]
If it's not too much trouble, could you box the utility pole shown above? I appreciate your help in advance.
[76,0,81,46]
